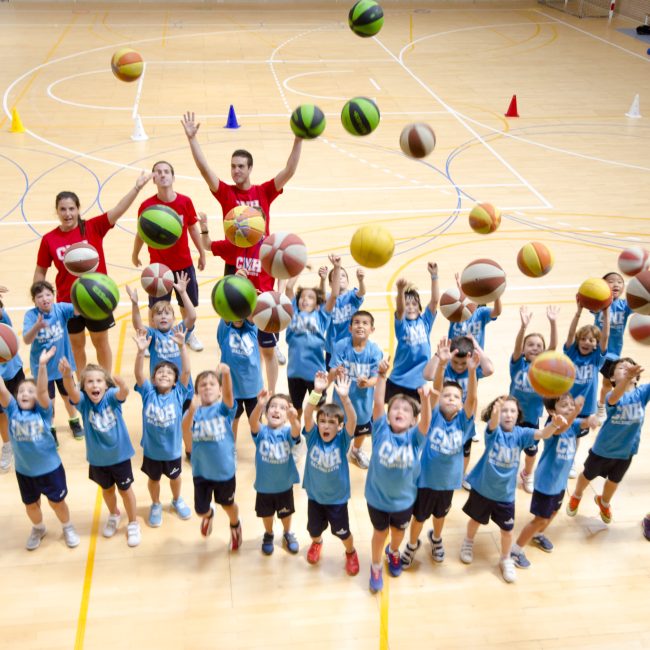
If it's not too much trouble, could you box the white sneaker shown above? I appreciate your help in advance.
[520,470,534,494]
[462,477,471,491]
[187,332,204,352]
[127,521,142,547]
[349,447,370,470]
[500,557,516,583]
[472,433,480,443]
[63,524,80,548]
[597,402,606,423]
[0,443,13,472]
[275,346,286,366]
[459,539,474,564]
[568,462,578,479]
[26,526,46,551]
[102,512,121,538]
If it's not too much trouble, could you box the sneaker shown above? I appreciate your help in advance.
[200,505,215,537]
[349,447,370,470]
[597,402,606,422]
[50,427,59,448]
[307,540,323,564]
[262,532,274,555]
[102,512,121,538]
[26,526,46,551]
[69,418,84,440]
[462,476,471,491]
[568,462,578,479]
[500,557,517,583]
[171,497,192,520]
[345,550,360,576]
[63,524,80,548]
[566,495,581,517]
[643,516,650,541]
[594,495,612,524]
[148,503,163,528]
[283,531,299,554]
[428,530,445,563]
[230,520,243,551]
[531,534,554,553]
[127,521,141,547]
[510,549,530,569]
[385,545,402,577]
[369,564,383,593]
[275,345,286,366]
[400,539,421,568]
[520,470,534,494]
[459,538,474,564]
[472,433,480,443]
[187,332,204,352]
[0,443,12,472]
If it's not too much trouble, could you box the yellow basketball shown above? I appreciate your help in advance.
[469,202,501,235]
[577,277,612,312]
[528,350,576,398]
[350,226,394,268]
[111,48,144,82]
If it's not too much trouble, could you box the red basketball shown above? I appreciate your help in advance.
[617,246,649,277]
[626,270,650,315]
[577,278,612,312]
[63,242,100,276]
[252,291,294,333]
[629,313,650,345]
[439,287,476,323]
[140,263,174,298]
[260,232,307,279]
[460,259,506,303]
[0,323,19,363]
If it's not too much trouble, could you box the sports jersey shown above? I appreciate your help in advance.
[191,401,238,481]
[252,424,299,493]
[534,422,581,495]
[217,320,263,399]
[286,302,331,381]
[146,327,193,393]
[509,355,543,425]
[443,364,485,401]
[389,307,435,390]
[210,239,274,292]
[0,310,23,380]
[564,342,605,415]
[448,306,495,349]
[594,298,632,360]
[302,425,351,504]
[325,289,364,353]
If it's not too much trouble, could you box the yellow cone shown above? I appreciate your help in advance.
[10,108,25,133]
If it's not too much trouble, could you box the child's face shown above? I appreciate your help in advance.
[298,289,318,313]
[450,354,469,373]
[605,274,624,299]
[349,315,374,342]
[197,375,220,405]
[523,335,545,361]
[317,414,343,441]
[84,370,108,404]
[611,360,634,385]
[336,270,349,292]
[153,365,176,393]
[439,385,463,419]
[266,397,290,427]
[387,397,417,433]
[152,307,175,332]
[34,289,54,313]
[577,332,597,355]
[404,296,421,320]
[232,320,244,328]
[499,399,519,431]
[16,382,37,410]
[552,395,575,419]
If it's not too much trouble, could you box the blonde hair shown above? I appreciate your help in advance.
[151,301,175,317]
[576,324,601,343]
[80,364,115,391]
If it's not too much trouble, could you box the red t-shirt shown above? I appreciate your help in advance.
[138,193,198,271]
[210,239,274,292]
[36,213,112,302]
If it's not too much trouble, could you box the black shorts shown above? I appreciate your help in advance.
[141,455,182,481]
[148,264,199,308]
[354,421,372,438]
[521,422,539,456]
[193,474,236,513]
[307,499,351,540]
[600,358,616,380]
[0,367,25,413]
[463,437,473,457]
[325,351,332,369]
[68,313,115,334]
[89,459,134,490]
[413,487,454,522]
[367,503,414,531]
[287,377,325,411]
[47,378,68,400]
[462,489,515,531]
[16,464,68,505]
[258,330,278,348]
[384,378,420,404]
[582,450,633,483]
[235,397,258,420]
[255,487,295,519]
[530,489,564,519]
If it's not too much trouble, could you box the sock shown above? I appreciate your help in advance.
[406,541,418,550]
[34,522,45,532]
[346,548,356,555]
[600,498,610,508]
[463,537,474,545]
[572,492,581,500]
[371,562,382,572]
[68,417,80,424]
[62,522,73,531]
[511,543,522,554]
[311,537,322,544]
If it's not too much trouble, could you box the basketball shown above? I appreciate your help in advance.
[468,203,501,235]
[341,97,380,136]
[629,313,650,345]
[350,225,394,268]
[516,242,554,278]
[577,277,612,312]
[63,242,100,276]
[260,232,308,279]
[138,204,183,250]
[211,276,257,322]
[290,104,326,139]
[111,48,144,82]
[252,291,294,333]
[348,0,384,37]
[70,273,120,321]
[617,246,649,276]
[0,323,19,363]
[140,263,174,298]
[626,270,650,315]
[460,258,506,303]
[439,287,476,323]
[223,205,266,248]
[399,123,436,158]
[528,350,576,398]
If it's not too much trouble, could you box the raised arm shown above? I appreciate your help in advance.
[285,275,299,301]
[174,271,197,330]
[218,363,234,409]
[565,297,582,348]
[324,254,341,313]
[487,397,502,431]
[107,172,152,225]
[113,375,129,401]
[249,389,269,434]
[125,285,145,331]
[23,313,46,345]
[464,350,479,418]
[172,325,191,388]
[317,265,328,297]
[356,268,366,298]
[512,306,532,362]
[334,374,357,437]
[59,357,81,404]
[182,394,199,455]
[599,304,610,353]
[287,405,301,440]
[304,371,328,432]
[274,136,303,191]
[133,330,151,387]
[427,261,439,313]
[181,111,220,193]
[36,348,56,409]
[547,305,560,351]
[471,336,494,377]
[535,412,567,441]
[490,296,503,319]
[373,357,390,420]
[395,277,407,320]
[608,364,643,406]
[417,385,432,435]
[0,377,10,409]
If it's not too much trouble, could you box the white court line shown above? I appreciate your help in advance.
[369,78,381,91]
[47,70,132,111]
[282,70,351,101]
[143,110,449,119]
[288,183,526,192]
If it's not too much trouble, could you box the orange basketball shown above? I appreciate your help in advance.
[469,203,501,235]
[577,278,612,312]
[517,242,554,278]
[528,350,576,398]
[111,48,144,82]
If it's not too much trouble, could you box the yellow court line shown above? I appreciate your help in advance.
[162,11,169,47]
[379,575,390,650]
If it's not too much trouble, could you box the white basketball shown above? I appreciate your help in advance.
[140,263,175,298]
[63,242,100,276]
[252,291,294,333]
[439,287,476,323]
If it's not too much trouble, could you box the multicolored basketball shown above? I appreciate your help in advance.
[528,350,576,398]
[577,278,612,312]
[516,242,554,278]
[70,273,120,321]
[140,263,174,298]
[348,0,384,37]
[63,242,100,276]
[223,206,266,248]
[439,288,476,323]
[626,270,650,315]
[211,276,257,322]
[460,259,506,303]
[350,225,394,268]
[290,104,326,139]
[341,97,380,136]
[469,203,501,235]
[138,205,183,250]
[399,123,436,158]
[260,232,308,279]
[0,323,19,363]
[629,313,650,345]
[617,246,649,277]
[111,48,144,82]
[252,291,294,333]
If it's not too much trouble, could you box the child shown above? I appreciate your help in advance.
[23,280,83,442]
[0,347,79,550]
[59,358,141,547]
[385,263,438,403]
[509,305,559,493]
[510,394,597,569]
[182,365,242,547]
[460,395,565,583]
[366,359,431,593]
[567,358,650,523]
[134,327,192,527]
[302,371,360,574]
[329,310,383,469]
[249,391,301,555]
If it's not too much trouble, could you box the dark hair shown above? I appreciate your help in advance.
[265,393,292,413]
[295,286,325,307]
[351,310,374,327]
[450,335,474,358]
[16,378,37,392]
[55,191,80,210]
[442,380,463,394]
[542,392,574,412]
[30,280,55,299]
[387,393,420,417]
[153,361,179,384]
[196,369,220,388]
[602,271,624,284]
[482,395,523,424]
[316,403,345,425]
[609,357,637,383]
[404,287,422,313]
[328,267,348,283]
[152,160,175,176]
[231,149,253,167]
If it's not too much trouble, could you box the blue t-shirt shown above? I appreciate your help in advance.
[564,342,605,415]
[0,310,23,380]
[594,298,632,360]
[365,415,422,512]
[252,424,300,493]
[534,422,581,496]
[23,303,75,380]
[418,408,473,491]
[467,424,537,503]
[443,364,485,401]
[448,306,495,349]
[217,320,263,400]
[592,384,650,459]
[135,380,191,461]
[330,338,382,425]
[6,398,59,477]
[286,301,331,381]
[389,307,436,390]
[147,327,194,393]
[326,289,364,354]
[191,401,238,481]
[509,355,543,426]
[74,388,134,467]
[302,425,351,504]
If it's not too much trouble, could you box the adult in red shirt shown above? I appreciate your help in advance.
[131,160,206,352]
[33,172,152,373]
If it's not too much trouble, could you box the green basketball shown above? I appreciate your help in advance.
[290,104,326,139]
[348,0,384,38]
[71,273,120,321]
[341,97,380,136]
[138,204,183,250]
[211,275,258,322]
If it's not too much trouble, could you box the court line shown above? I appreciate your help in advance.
[379,576,389,650]
[282,70,351,101]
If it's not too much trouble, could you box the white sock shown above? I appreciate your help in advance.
[511,543,522,554]
[34,522,45,531]
[371,562,382,571]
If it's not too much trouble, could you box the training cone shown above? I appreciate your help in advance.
[9,108,25,133]
[131,114,148,141]
[505,94,519,118]
[625,93,642,119]
[224,104,240,129]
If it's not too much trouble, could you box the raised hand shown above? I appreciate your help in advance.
[39,346,56,365]
[125,285,139,304]
[58,357,73,377]
[437,337,452,364]
[113,375,127,391]
[318,265,328,280]
[519,305,532,328]
[287,406,299,423]
[135,171,152,191]
[378,356,391,377]
[546,305,560,322]
[181,111,200,138]
[334,373,351,398]
[313,370,328,394]
[256,389,269,408]
[174,271,189,293]
[467,349,480,371]
[427,261,438,277]
[396,277,408,292]
[356,267,365,283]
[328,253,341,268]
[133,330,152,352]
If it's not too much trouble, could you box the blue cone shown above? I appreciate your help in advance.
[224,104,240,129]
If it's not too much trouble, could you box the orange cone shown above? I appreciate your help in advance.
[505,95,519,118]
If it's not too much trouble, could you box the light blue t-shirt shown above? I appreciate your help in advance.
[286,301,331,381]
[253,424,300,493]
[448,306,495,349]
[534,422,581,496]
[509,355,543,426]
[443,364,485,401]
[594,298,631,360]
[326,289,364,354]
[147,327,194,394]
[191,401,238,481]
[0,310,23,380]
[564,342,605,416]
[217,320,263,400]
[302,424,351,504]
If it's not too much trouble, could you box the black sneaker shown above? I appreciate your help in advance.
[69,418,84,440]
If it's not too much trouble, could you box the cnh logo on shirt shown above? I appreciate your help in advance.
[56,239,90,261]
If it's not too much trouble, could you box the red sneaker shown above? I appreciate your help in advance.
[566,495,581,517]
[345,550,360,576]
[230,520,242,551]
[307,541,322,564]
[594,495,612,524]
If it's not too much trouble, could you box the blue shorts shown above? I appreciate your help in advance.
[257,330,277,348]
[521,422,539,456]
[89,459,134,491]
[462,489,515,531]
[141,455,182,481]
[367,503,413,531]
[16,464,68,505]
[307,499,351,540]
[193,474,236,513]
[148,264,199,308]
[413,487,454,522]
[530,489,564,519]
[255,487,294,519]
